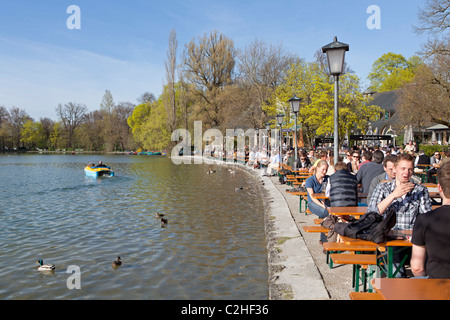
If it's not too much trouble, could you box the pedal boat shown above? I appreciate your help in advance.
[84,166,114,177]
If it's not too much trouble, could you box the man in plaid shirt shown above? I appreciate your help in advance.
[368,153,432,277]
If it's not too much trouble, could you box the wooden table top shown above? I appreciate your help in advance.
[312,193,368,199]
[327,206,368,216]
[341,229,413,247]
[423,183,438,188]
[429,192,442,199]
[372,278,450,300]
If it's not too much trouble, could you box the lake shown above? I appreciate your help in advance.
[0,154,268,300]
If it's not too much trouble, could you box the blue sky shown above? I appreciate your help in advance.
[0,0,427,120]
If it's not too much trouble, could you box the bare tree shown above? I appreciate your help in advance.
[137,92,156,104]
[8,107,32,148]
[39,117,55,148]
[165,29,179,133]
[414,0,450,34]
[411,0,450,106]
[56,102,87,148]
[396,64,450,128]
[237,39,297,127]
[0,106,10,150]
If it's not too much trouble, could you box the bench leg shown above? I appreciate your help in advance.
[299,197,303,213]
[353,265,360,292]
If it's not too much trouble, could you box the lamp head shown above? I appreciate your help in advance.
[322,36,349,76]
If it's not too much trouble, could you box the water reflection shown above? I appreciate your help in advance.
[0,155,268,299]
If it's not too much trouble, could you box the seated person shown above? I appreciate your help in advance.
[309,150,328,173]
[296,150,312,170]
[266,150,281,176]
[325,161,358,207]
[426,151,442,184]
[96,161,108,168]
[368,153,432,277]
[367,155,397,202]
[247,148,257,167]
[305,160,330,243]
[411,161,450,279]
[414,150,430,173]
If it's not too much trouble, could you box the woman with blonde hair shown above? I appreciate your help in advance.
[305,160,330,243]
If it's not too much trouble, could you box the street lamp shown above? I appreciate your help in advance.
[322,36,349,165]
[288,95,302,167]
[276,114,284,165]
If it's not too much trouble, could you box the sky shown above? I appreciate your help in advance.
[0,0,428,121]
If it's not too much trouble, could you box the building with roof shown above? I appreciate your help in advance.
[363,90,449,146]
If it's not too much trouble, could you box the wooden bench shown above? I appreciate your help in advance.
[330,253,377,266]
[303,226,329,233]
[323,243,377,269]
[288,191,308,214]
[314,219,324,225]
[349,292,384,300]
[285,175,297,186]
[330,254,378,292]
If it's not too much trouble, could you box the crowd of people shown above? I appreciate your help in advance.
[204,140,450,279]
[246,142,450,279]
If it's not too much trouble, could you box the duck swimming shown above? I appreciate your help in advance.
[160,217,168,226]
[112,256,122,267]
[154,212,165,218]
[36,259,55,271]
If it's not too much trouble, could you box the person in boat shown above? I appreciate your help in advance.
[96,161,108,168]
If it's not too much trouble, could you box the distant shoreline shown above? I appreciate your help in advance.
[3,150,132,155]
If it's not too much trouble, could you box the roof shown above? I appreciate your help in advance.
[426,124,449,130]
[369,90,400,111]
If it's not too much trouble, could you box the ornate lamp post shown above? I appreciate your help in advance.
[288,95,302,167]
[322,36,349,165]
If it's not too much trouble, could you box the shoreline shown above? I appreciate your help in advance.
[173,156,335,300]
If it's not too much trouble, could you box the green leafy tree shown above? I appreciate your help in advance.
[50,122,62,150]
[21,120,46,149]
[367,53,421,92]
[128,98,171,151]
[264,60,381,148]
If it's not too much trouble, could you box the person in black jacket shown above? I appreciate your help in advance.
[415,150,430,166]
[325,161,358,207]
[295,150,312,170]
[411,161,450,278]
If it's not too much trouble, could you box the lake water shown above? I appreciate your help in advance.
[0,154,268,300]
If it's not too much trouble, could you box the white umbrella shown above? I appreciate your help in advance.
[404,126,409,145]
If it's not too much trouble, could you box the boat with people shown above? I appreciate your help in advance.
[84,162,114,177]
[137,151,163,156]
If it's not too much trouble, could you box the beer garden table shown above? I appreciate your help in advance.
[372,278,450,300]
